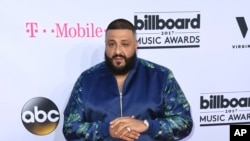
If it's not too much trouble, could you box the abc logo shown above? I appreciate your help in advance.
[21,97,60,135]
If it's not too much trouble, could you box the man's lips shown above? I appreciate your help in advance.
[113,56,124,61]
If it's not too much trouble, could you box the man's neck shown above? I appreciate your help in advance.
[115,73,129,93]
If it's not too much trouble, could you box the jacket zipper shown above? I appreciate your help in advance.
[119,92,123,117]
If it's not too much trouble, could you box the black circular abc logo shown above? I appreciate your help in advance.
[21,97,60,135]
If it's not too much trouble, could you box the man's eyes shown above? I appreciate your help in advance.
[122,43,129,47]
[107,42,129,47]
[108,43,115,46]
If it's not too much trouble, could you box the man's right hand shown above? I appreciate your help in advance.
[109,121,140,141]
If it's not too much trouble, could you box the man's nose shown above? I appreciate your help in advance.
[114,46,122,54]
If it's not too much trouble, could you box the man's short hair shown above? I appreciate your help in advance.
[106,18,136,34]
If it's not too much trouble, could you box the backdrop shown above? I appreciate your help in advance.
[1,0,249,140]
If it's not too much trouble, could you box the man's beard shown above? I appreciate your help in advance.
[105,53,136,75]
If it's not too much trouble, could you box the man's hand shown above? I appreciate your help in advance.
[110,124,139,141]
[109,116,148,140]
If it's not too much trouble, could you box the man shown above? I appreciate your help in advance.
[63,18,193,141]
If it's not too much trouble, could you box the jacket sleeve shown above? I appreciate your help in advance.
[62,75,110,141]
[146,70,193,141]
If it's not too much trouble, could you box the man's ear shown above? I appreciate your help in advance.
[135,40,138,49]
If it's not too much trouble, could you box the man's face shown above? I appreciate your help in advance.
[105,29,137,75]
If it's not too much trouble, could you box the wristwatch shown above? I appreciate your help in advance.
[143,120,149,130]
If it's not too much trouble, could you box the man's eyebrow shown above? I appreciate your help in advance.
[121,38,131,41]
[106,39,130,42]
[106,39,115,42]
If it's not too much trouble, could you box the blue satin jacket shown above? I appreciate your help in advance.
[63,58,193,141]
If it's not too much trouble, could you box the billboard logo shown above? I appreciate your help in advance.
[134,11,201,49]
[134,15,200,30]
[21,97,60,135]
[236,17,248,38]
[199,91,250,126]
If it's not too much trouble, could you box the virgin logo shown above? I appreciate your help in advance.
[236,17,248,38]
[25,22,105,38]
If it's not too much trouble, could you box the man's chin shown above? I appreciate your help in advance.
[113,62,124,67]
[113,65,125,70]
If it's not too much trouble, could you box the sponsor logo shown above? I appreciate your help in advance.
[21,97,60,135]
[200,91,250,126]
[232,17,250,49]
[134,11,201,49]
[25,22,105,38]
[236,17,248,38]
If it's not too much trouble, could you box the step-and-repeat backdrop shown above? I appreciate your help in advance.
[1,0,249,140]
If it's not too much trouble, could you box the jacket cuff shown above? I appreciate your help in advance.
[98,122,110,138]
[145,119,160,137]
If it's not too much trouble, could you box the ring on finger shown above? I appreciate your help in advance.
[126,127,131,132]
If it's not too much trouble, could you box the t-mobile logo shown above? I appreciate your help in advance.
[236,17,248,38]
